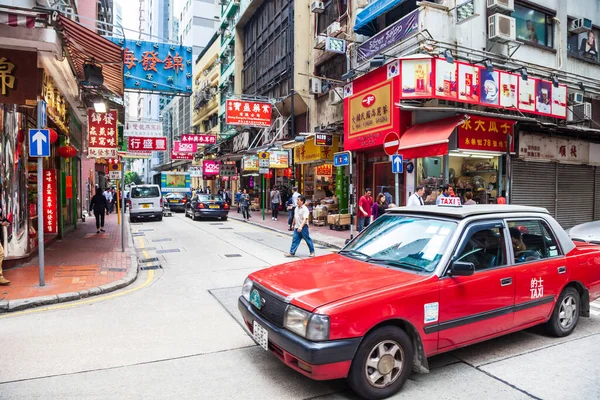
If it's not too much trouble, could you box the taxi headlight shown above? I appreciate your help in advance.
[307,314,330,341]
[284,305,330,341]
[241,278,253,301]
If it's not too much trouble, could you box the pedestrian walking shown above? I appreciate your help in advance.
[235,189,242,213]
[270,187,281,220]
[284,195,315,258]
[371,193,387,221]
[286,196,294,231]
[357,188,373,232]
[407,186,425,206]
[288,187,300,230]
[240,189,251,221]
[90,188,110,233]
[103,188,113,214]
[0,205,12,285]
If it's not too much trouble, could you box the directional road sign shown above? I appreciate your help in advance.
[38,100,47,128]
[28,129,51,157]
[334,152,350,167]
[383,132,400,156]
[392,154,403,174]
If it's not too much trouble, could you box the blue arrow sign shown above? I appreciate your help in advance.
[28,129,50,157]
[334,152,350,167]
[392,154,403,174]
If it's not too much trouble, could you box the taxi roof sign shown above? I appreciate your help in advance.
[438,197,462,207]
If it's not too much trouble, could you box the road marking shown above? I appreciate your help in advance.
[591,309,600,316]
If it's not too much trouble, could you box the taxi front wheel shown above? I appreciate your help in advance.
[545,287,580,337]
[347,326,414,400]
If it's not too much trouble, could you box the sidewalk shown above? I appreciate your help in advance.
[0,213,137,313]
[230,208,354,249]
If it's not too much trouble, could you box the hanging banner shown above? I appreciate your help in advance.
[43,169,58,234]
[181,134,217,145]
[242,155,259,171]
[203,160,220,176]
[124,120,163,137]
[127,136,167,151]
[458,116,516,153]
[107,38,193,94]
[173,141,197,153]
[88,109,118,158]
[225,99,272,127]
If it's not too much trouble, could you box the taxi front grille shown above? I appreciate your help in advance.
[253,287,287,327]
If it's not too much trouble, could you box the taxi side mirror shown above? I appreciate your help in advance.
[449,261,475,277]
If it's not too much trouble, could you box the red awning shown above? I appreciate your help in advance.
[398,115,468,159]
[56,15,123,97]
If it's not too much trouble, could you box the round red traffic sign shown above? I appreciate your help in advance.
[383,132,400,156]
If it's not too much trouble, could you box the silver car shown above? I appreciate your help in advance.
[567,221,600,244]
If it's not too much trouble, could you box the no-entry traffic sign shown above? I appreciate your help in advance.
[383,132,399,156]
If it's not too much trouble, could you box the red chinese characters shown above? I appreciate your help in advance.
[43,169,57,234]
[181,134,217,145]
[127,136,167,152]
[88,110,118,158]
[226,100,272,127]
[458,116,516,152]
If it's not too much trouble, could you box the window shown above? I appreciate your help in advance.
[456,226,507,271]
[512,4,554,48]
[317,0,347,34]
[198,194,224,202]
[568,27,599,63]
[315,54,347,83]
[507,220,562,264]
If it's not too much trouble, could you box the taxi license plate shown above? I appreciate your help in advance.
[209,205,220,209]
[253,321,268,351]
[142,204,151,209]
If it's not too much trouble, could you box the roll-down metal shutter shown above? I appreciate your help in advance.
[595,167,600,221]
[556,164,595,229]
[511,159,556,217]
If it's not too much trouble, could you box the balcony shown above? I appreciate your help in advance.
[220,59,235,81]
[223,0,240,20]
[221,30,235,50]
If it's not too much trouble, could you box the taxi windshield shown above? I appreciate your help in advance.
[341,214,457,273]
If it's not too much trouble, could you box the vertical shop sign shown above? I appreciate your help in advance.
[335,167,349,214]
[43,169,58,234]
[66,175,73,199]
[88,109,118,158]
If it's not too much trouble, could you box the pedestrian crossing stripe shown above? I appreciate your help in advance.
[590,300,600,316]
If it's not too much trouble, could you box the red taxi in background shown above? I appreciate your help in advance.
[238,205,600,399]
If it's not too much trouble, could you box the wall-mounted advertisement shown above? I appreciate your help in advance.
[568,29,599,62]
[458,63,481,103]
[518,77,536,113]
[400,58,432,98]
[479,70,500,106]
[535,80,553,115]
[499,72,518,109]
[552,84,567,117]
[435,58,457,99]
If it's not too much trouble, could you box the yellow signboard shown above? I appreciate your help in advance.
[294,136,339,164]
[348,80,393,138]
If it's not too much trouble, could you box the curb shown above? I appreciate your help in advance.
[0,220,140,314]
[229,214,343,250]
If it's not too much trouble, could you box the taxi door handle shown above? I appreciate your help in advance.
[500,277,512,286]
[558,266,567,274]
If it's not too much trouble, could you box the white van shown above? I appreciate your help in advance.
[129,184,163,222]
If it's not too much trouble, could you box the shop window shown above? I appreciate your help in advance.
[511,4,554,48]
[316,0,347,34]
[567,26,599,64]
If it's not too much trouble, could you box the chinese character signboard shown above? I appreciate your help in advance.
[181,134,217,145]
[43,169,57,234]
[0,49,40,106]
[226,100,272,127]
[519,132,590,164]
[124,120,163,137]
[295,136,340,163]
[171,151,194,160]
[458,116,515,153]
[173,141,196,153]
[203,160,220,176]
[220,164,237,177]
[127,136,167,152]
[107,38,193,94]
[88,110,118,158]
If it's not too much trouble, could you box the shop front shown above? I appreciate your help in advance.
[294,136,340,202]
[240,155,261,208]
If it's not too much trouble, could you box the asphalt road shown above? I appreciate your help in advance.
[1,213,599,399]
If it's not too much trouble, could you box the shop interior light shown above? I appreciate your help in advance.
[470,155,495,159]
[551,75,559,88]
[93,101,107,113]
[443,49,454,64]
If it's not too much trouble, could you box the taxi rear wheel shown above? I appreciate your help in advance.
[545,287,580,337]
[348,326,413,400]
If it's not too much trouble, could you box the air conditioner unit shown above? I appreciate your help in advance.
[569,18,592,34]
[329,87,344,105]
[568,102,592,122]
[327,21,341,36]
[314,34,326,49]
[354,34,369,44]
[309,78,322,95]
[569,92,584,104]
[486,0,514,13]
[488,14,516,43]
[228,75,234,82]
[311,1,325,14]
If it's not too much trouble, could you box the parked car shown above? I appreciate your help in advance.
[567,220,600,245]
[164,192,190,212]
[239,205,600,399]
[129,184,163,222]
[185,193,229,221]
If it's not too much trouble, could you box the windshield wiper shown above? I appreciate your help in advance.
[365,258,424,271]
[339,249,370,259]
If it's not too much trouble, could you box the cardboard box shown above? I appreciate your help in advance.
[328,214,351,225]
[327,214,338,225]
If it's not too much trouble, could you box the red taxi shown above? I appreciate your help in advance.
[238,205,600,399]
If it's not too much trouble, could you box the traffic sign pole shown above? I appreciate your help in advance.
[36,101,46,287]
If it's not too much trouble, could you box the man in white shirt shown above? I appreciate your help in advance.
[407,186,425,206]
[284,195,315,257]
[291,187,300,207]
[103,189,113,213]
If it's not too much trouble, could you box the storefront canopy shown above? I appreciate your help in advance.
[56,14,124,97]
[398,115,467,160]
[354,0,407,35]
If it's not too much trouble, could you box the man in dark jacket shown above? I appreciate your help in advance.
[90,188,109,234]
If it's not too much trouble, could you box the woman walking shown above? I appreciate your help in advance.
[90,188,110,234]
[270,187,281,221]
[371,193,388,221]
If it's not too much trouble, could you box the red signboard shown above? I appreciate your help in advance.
[171,151,193,160]
[181,134,217,144]
[88,109,118,158]
[173,141,197,153]
[203,160,220,176]
[226,100,272,127]
[43,169,57,234]
[127,136,167,151]
[457,116,516,152]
